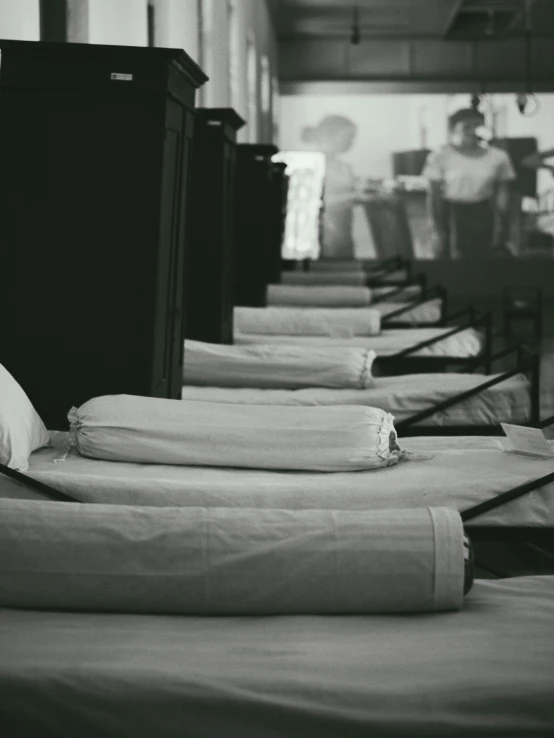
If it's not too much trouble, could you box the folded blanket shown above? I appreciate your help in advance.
[183,339,376,389]
[372,284,422,301]
[267,284,372,307]
[281,271,367,286]
[68,396,401,472]
[0,501,466,614]
[234,307,381,336]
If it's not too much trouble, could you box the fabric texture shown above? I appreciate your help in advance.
[1,576,553,738]
[8,434,554,527]
[234,306,381,336]
[180,372,531,427]
[422,144,516,203]
[183,339,376,389]
[267,284,372,307]
[234,327,484,358]
[281,271,367,286]
[68,395,402,472]
[0,500,465,615]
[0,364,50,471]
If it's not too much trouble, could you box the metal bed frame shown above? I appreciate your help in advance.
[394,343,540,437]
[2,415,553,575]
[379,284,447,326]
[375,307,493,375]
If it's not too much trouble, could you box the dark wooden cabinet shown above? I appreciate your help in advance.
[0,40,206,429]
[234,144,278,307]
[186,108,245,344]
[267,162,289,285]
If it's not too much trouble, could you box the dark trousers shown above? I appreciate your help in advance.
[446,200,495,259]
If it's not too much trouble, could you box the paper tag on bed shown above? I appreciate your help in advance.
[500,423,554,459]
[328,325,354,338]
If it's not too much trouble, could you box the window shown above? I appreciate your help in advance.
[198,0,214,106]
[227,0,240,111]
[246,35,258,143]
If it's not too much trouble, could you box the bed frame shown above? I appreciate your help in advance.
[380,285,447,327]
[395,343,541,437]
[2,419,553,577]
[464,414,554,575]
[375,307,493,375]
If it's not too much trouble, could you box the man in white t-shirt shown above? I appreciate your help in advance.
[422,108,516,259]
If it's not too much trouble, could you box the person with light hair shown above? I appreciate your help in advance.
[422,107,516,259]
[302,115,358,259]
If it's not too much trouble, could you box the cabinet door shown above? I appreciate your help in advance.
[151,99,193,398]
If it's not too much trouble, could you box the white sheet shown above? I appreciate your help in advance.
[235,327,484,358]
[267,284,372,307]
[181,372,531,428]
[378,298,442,324]
[1,576,553,737]
[3,433,553,527]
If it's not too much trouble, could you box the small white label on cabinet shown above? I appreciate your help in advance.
[111,73,133,81]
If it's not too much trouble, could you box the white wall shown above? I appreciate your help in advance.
[153,0,199,62]
[0,0,40,40]
[88,0,148,46]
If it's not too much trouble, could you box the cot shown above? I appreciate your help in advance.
[235,307,493,374]
[1,575,553,737]
[182,344,540,436]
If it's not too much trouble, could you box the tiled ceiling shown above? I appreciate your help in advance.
[272,0,554,39]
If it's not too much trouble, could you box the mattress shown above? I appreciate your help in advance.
[1,576,553,738]
[181,372,531,428]
[3,433,554,527]
[235,327,484,358]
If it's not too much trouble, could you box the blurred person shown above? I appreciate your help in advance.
[302,115,358,258]
[422,107,516,259]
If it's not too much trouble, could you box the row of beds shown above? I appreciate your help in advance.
[1,255,554,736]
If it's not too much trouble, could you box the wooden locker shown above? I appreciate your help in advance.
[0,40,206,429]
[186,108,245,344]
[234,144,279,307]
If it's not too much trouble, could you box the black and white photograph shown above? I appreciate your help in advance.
[0,1,553,736]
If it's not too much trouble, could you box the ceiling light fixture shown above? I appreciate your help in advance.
[517,0,539,116]
[350,4,361,45]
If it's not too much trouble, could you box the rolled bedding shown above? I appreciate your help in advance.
[267,284,372,308]
[0,500,469,614]
[68,395,402,472]
[234,306,381,337]
[310,259,365,272]
[281,271,367,286]
[183,339,376,389]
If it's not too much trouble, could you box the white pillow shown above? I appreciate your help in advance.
[0,364,50,471]
[69,395,402,472]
